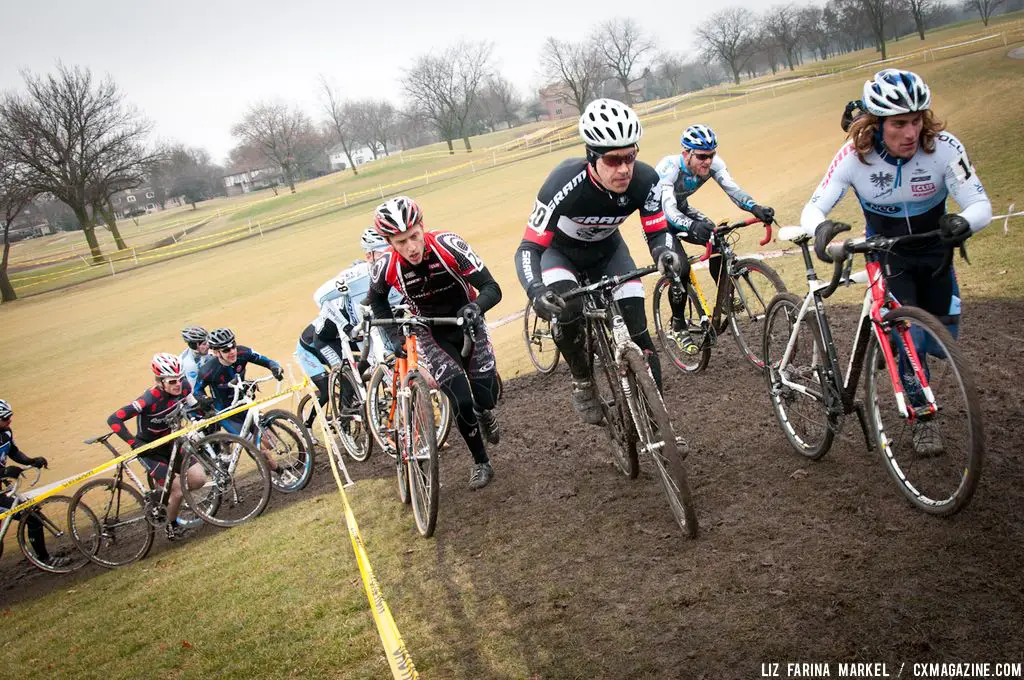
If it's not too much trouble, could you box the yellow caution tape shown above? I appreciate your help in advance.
[0,380,308,522]
[312,393,419,680]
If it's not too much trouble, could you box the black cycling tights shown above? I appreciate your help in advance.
[548,282,663,391]
[431,334,500,465]
[0,496,48,561]
[305,373,331,428]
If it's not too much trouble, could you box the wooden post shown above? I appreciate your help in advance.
[108,258,116,276]
[258,222,264,237]
[343,192,348,206]
[132,247,138,265]
[1004,203,1016,236]
[378,184,384,198]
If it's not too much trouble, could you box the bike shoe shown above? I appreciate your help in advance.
[912,421,944,458]
[571,380,604,425]
[164,522,193,542]
[469,461,494,490]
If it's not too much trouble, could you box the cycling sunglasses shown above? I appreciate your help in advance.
[215,344,237,352]
[692,151,716,161]
[599,149,638,167]
[162,377,183,386]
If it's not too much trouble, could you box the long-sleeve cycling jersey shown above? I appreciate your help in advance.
[514,157,680,299]
[178,348,214,388]
[313,262,402,342]
[193,347,280,410]
[654,154,756,233]
[800,132,992,241]
[0,428,34,468]
[366,230,501,322]
[107,381,196,446]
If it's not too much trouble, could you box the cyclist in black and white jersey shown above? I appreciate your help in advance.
[514,98,688,425]
[801,69,992,454]
[654,124,775,352]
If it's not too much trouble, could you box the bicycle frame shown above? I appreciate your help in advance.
[775,239,937,426]
[0,468,42,540]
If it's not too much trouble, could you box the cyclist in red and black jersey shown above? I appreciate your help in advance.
[107,353,206,541]
[514,98,688,424]
[365,196,502,490]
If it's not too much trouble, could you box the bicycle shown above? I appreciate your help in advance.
[70,423,271,568]
[523,296,560,374]
[366,313,475,538]
[554,264,699,538]
[220,375,315,493]
[0,466,90,574]
[652,216,785,373]
[762,227,984,516]
[363,306,453,458]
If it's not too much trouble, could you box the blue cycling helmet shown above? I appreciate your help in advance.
[862,69,931,117]
[680,124,717,151]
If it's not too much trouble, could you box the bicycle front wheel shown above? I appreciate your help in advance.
[523,298,560,374]
[366,364,397,457]
[864,306,984,516]
[260,409,316,492]
[621,347,698,538]
[728,257,787,369]
[763,292,836,460]
[405,372,440,537]
[652,275,711,374]
[68,479,154,569]
[19,495,92,573]
[330,368,373,463]
[591,333,638,478]
[181,433,271,527]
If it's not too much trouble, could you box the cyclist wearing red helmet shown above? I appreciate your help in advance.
[107,353,206,541]
[365,196,502,491]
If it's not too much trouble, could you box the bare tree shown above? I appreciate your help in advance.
[0,149,33,301]
[88,130,164,250]
[857,0,896,58]
[903,0,933,38]
[963,0,1005,24]
[403,41,493,154]
[697,8,758,85]
[231,101,315,193]
[539,38,605,113]
[367,101,396,156]
[764,4,803,70]
[592,18,654,105]
[319,76,358,176]
[0,65,154,262]
[485,75,522,128]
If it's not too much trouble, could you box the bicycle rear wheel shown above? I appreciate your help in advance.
[728,257,787,369]
[367,364,397,457]
[181,433,271,527]
[330,368,373,463]
[763,292,836,460]
[864,306,984,516]
[18,495,92,573]
[523,298,561,374]
[405,372,440,537]
[652,275,711,374]
[68,479,154,569]
[621,347,698,538]
[260,409,316,492]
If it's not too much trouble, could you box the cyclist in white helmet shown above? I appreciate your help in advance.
[654,123,775,353]
[801,69,992,455]
[515,98,687,424]
[179,325,213,387]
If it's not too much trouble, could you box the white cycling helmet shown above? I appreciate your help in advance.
[680,124,718,151]
[360,227,388,253]
[0,399,12,420]
[180,325,208,344]
[862,69,931,117]
[578,99,643,148]
[151,352,184,379]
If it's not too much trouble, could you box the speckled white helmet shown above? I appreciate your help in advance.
[862,69,931,117]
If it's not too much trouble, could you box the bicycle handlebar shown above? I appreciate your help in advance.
[559,264,660,302]
[819,230,945,299]
[1,466,41,496]
[370,315,475,357]
[700,216,774,262]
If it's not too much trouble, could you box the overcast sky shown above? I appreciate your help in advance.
[0,0,780,164]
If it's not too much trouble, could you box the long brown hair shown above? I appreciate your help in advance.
[847,110,945,163]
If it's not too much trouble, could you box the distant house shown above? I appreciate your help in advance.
[327,144,379,171]
[3,203,53,242]
[538,83,579,121]
[110,185,161,219]
[223,165,285,196]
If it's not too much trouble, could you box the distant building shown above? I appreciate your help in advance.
[222,165,285,196]
[538,83,580,120]
[327,144,380,171]
[110,186,161,219]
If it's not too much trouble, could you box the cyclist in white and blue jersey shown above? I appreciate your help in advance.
[179,325,214,387]
[655,124,775,351]
[801,69,992,454]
